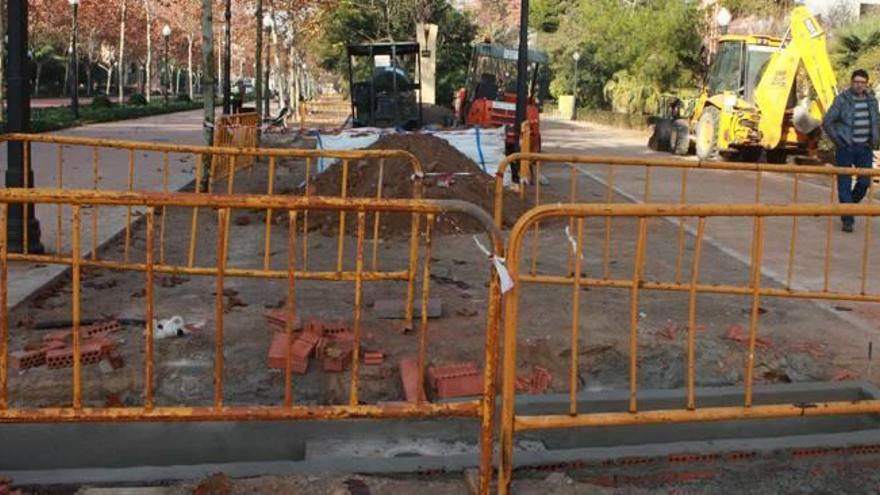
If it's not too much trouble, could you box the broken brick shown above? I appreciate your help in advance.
[399,357,427,402]
[10,349,46,370]
[724,324,773,349]
[364,352,384,366]
[530,366,552,394]
[46,343,104,369]
[515,366,553,394]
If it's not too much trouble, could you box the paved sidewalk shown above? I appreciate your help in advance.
[542,116,880,344]
[1,108,211,309]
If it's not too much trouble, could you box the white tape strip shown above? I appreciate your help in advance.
[565,226,585,260]
[473,236,514,294]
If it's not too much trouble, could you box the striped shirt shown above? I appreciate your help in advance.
[853,96,872,144]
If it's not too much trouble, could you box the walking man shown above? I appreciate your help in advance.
[823,69,880,232]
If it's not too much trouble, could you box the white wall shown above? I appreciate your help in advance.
[805,0,880,20]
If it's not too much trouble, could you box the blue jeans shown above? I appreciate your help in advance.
[836,144,874,226]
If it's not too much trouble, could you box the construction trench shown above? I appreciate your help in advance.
[8,112,880,493]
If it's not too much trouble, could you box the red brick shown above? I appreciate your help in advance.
[41,320,121,346]
[267,333,292,369]
[303,317,324,335]
[399,357,426,402]
[427,362,479,389]
[10,349,46,370]
[41,340,66,352]
[46,343,104,369]
[86,336,116,355]
[291,337,316,361]
[364,352,384,365]
[299,330,321,346]
[322,342,353,372]
[315,337,329,359]
[43,329,70,345]
[84,320,122,338]
[435,372,484,399]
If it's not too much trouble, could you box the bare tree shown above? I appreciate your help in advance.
[119,0,127,104]
[202,0,215,147]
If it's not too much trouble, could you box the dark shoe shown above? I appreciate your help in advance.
[843,223,854,233]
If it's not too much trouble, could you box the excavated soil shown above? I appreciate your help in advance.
[304,133,529,235]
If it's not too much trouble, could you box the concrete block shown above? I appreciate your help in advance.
[373,298,442,319]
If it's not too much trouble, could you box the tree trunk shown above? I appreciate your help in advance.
[103,64,113,94]
[202,0,215,148]
[34,62,42,97]
[187,34,194,100]
[271,10,284,108]
[144,0,152,102]
[0,0,6,119]
[86,62,92,96]
[255,0,263,124]
[118,0,127,104]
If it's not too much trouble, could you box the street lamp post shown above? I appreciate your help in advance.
[262,14,273,117]
[7,1,43,253]
[69,0,80,119]
[162,24,171,105]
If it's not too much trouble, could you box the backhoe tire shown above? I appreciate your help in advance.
[695,107,721,161]
[672,119,691,155]
[735,147,763,163]
[648,118,674,152]
[766,149,788,164]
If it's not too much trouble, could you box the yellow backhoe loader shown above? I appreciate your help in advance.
[652,5,838,162]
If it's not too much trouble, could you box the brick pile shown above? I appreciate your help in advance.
[266,315,358,374]
[10,320,123,371]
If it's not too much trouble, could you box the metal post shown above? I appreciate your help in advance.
[255,0,263,127]
[6,0,43,254]
[70,1,79,119]
[163,35,169,105]
[513,0,529,183]
[222,0,231,114]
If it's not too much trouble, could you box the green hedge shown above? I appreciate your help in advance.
[3,99,205,134]
[575,109,650,131]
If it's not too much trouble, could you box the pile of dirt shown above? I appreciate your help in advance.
[304,133,528,235]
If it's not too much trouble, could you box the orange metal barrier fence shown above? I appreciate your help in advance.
[495,152,880,293]
[0,188,503,494]
[497,202,880,494]
[0,133,426,328]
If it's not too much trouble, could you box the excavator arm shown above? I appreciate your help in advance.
[754,5,838,148]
